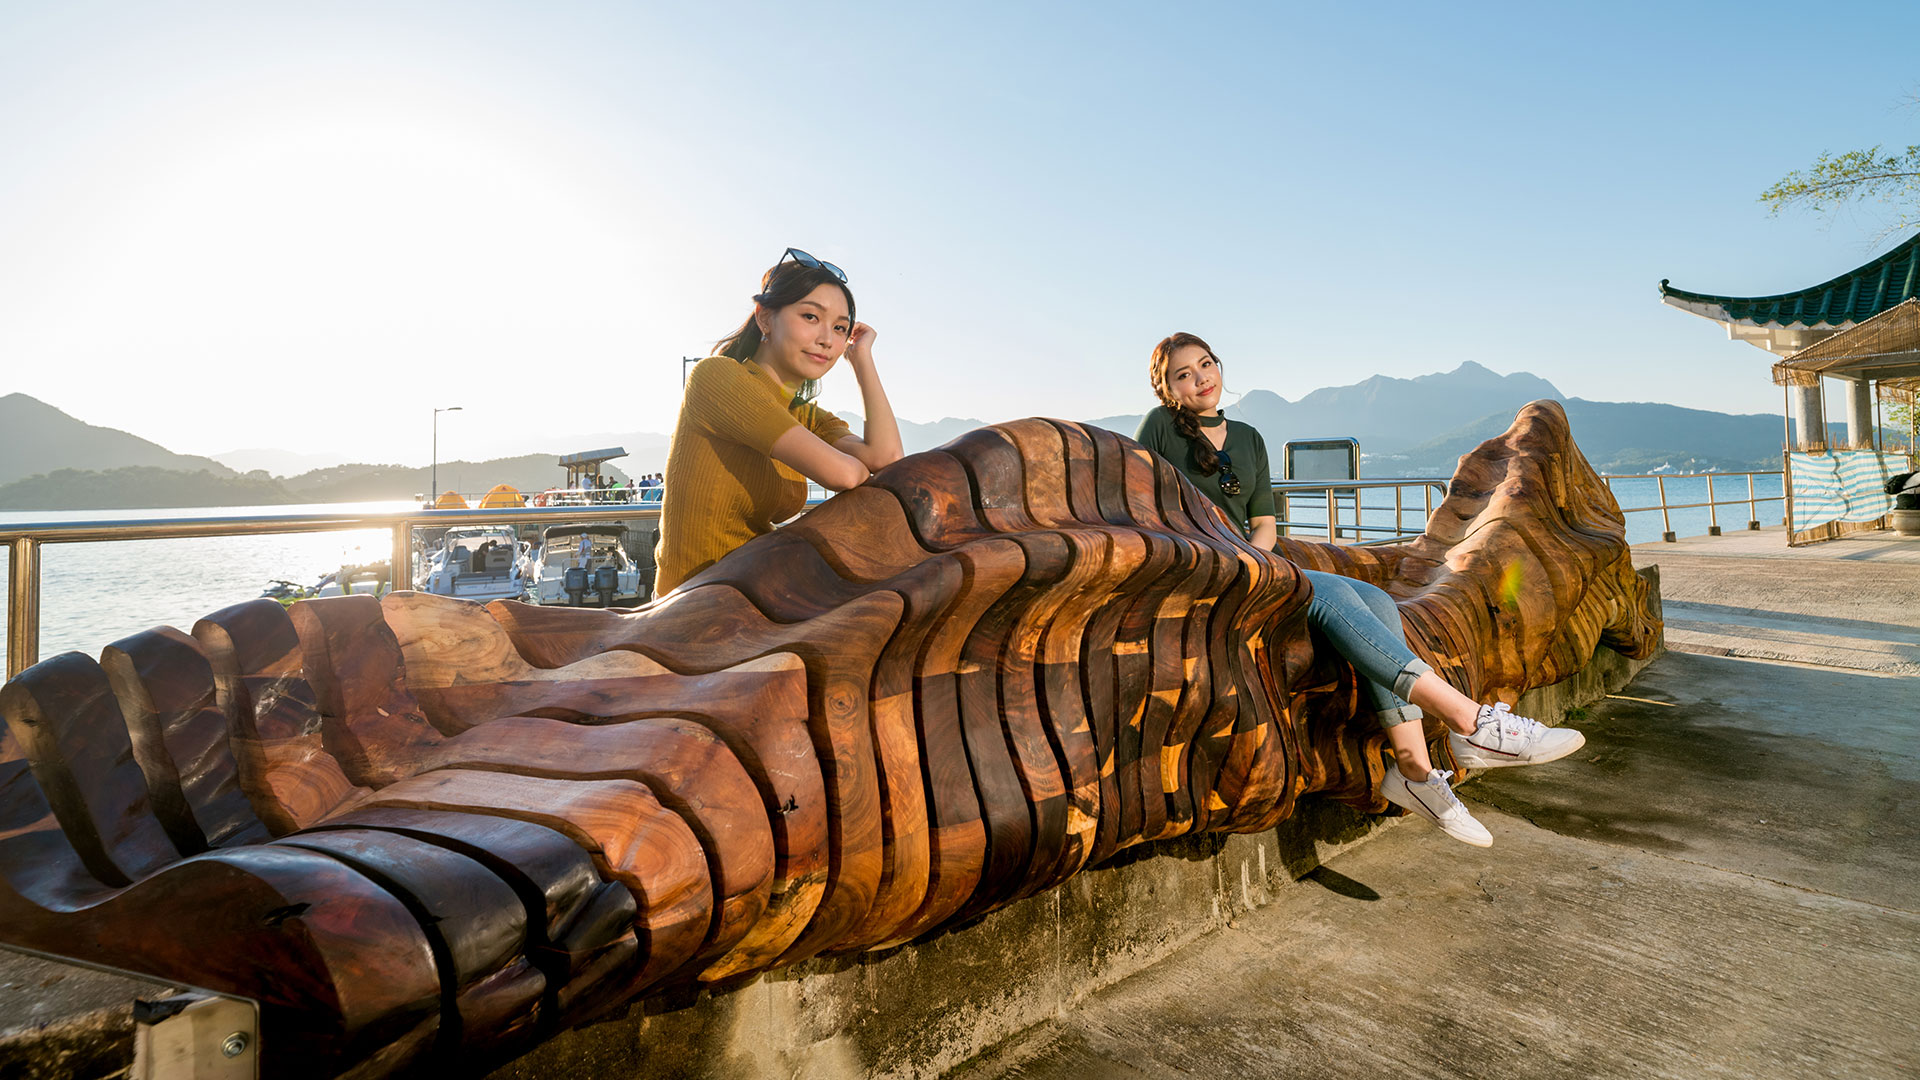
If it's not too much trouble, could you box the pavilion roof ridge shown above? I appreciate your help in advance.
[1659,231,1920,329]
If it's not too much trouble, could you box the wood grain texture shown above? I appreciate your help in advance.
[0,401,1656,1077]
[100,625,270,851]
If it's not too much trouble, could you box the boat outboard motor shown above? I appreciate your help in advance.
[593,565,619,607]
[563,566,590,606]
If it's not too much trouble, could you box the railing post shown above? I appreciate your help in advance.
[8,537,41,679]
[1394,484,1403,537]
[1707,474,1721,536]
[392,521,412,597]
[1747,474,1760,530]
[1657,476,1675,542]
[1326,490,1337,543]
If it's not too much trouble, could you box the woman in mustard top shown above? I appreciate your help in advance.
[655,249,904,594]
[1138,332,1585,848]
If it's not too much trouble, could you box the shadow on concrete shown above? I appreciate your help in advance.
[1302,866,1380,901]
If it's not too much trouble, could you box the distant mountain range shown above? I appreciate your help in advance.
[0,362,1811,509]
[211,431,673,480]
[0,393,236,487]
[860,362,1789,476]
[280,456,631,503]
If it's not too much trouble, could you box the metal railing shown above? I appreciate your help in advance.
[1271,479,1451,544]
[2,505,663,680]
[1600,471,1784,542]
[0,470,1794,678]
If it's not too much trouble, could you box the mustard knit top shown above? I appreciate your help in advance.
[654,356,852,594]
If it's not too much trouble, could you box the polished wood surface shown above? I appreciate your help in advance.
[0,402,1656,1077]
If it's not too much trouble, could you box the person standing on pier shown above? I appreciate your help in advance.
[1137,332,1583,847]
[654,249,904,595]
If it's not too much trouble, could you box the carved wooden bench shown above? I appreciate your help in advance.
[0,404,1657,1077]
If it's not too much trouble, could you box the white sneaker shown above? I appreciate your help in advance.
[1380,765,1493,847]
[1449,702,1585,769]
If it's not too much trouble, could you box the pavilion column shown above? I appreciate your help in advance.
[1841,377,1875,449]
[1790,381,1827,451]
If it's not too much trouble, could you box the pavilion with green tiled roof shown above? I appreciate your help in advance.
[1660,232,1920,356]
[1661,232,1920,454]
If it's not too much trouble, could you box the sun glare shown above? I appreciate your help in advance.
[19,79,675,460]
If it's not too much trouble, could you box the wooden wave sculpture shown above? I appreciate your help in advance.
[0,401,1656,1077]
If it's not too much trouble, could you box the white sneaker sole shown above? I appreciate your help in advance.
[1381,781,1494,847]
[1451,727,1586,770]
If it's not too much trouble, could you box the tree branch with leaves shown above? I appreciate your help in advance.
[1762,145,1920,225]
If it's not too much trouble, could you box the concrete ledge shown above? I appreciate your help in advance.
[485,569,1665,1080]
[0,945,184,1080]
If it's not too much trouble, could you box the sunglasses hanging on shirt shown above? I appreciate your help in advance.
[1215,450,1243,497]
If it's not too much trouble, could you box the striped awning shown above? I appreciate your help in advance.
[1787,449,1897,544]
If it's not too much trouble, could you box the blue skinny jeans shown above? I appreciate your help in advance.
[1299,569,1432,729]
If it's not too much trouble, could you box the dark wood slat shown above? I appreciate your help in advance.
[0,652,180,884]
[100,625,269,850]
[274,828,544,1057]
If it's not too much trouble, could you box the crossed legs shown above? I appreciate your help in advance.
[1299,569,1483,780]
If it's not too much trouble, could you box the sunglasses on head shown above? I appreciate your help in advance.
[780,247,847,283]
[1215,450,1242,497]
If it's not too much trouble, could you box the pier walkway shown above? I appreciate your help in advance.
[955,529,1920,1080]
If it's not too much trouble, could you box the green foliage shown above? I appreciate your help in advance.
[1891,399,1917,465]
[1761,144,1920,222]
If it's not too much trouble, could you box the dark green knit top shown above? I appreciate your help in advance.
[1134,406,1275,537]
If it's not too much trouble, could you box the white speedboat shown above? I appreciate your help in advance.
[524,524,647,606]
[416,525,528,603]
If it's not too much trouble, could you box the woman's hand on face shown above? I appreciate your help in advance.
[844,322,877,367]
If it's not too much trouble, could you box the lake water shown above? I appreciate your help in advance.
[0,502,409,662]
[0,474,1785,664]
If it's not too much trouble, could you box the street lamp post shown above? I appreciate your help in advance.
[433,406,464,501]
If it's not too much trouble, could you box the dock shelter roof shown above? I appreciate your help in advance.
[558,447,628,469]
[1771,298,1920,404]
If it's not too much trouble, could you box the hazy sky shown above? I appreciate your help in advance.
[4,1,1917,466]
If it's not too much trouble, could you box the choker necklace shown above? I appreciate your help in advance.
[1196,413,1226,428]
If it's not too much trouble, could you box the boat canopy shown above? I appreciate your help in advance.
[540,523,629,539]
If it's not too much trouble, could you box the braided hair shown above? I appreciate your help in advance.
[1148,332,1224,475]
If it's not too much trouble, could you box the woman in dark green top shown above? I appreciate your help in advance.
[1134,394,1275,542]
[1137,332,1585,848]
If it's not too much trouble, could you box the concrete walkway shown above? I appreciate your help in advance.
[1635,526,1919,674]
[955,531,1920,1080]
